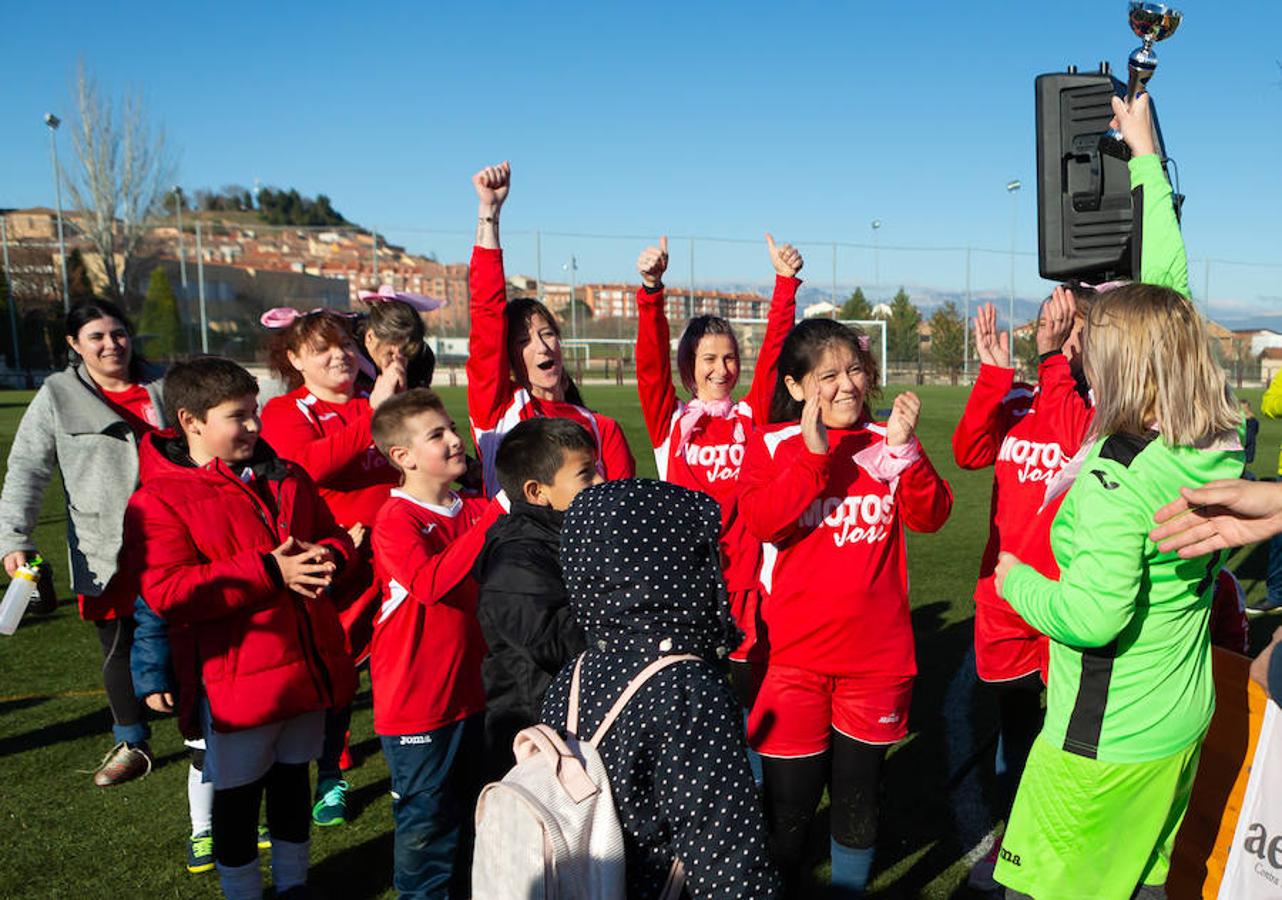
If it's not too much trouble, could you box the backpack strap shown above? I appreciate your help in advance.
[566,653,586,738]
[589,654,700,748]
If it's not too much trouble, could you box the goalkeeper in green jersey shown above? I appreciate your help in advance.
[992,282,1244,900]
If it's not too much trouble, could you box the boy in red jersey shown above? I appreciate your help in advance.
[125,357,356,899]
[467,161,635,495]
[739,319,953,895]
[369,389,503,898]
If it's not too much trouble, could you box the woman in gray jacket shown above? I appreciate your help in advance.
[0,300,165,786]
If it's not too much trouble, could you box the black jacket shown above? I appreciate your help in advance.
[475,501,585,753]
[541,479,779,899]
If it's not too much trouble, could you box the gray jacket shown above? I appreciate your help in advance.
[0,366,165,595]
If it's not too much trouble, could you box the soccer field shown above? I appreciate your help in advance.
[2,383,1279,898]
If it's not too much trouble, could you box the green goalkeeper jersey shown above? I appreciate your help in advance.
[1004,432,1243,763]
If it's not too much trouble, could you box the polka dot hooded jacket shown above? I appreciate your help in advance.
[541,479,781,899]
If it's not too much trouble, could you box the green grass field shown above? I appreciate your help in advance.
[2,384,1279,899]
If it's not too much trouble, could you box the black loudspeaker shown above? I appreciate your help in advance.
[1035,68,1174,284]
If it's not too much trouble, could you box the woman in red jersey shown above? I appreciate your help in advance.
[632,232,797,717]
[739,318,953,896]
[260,309,406,827]
[467,161,635,496]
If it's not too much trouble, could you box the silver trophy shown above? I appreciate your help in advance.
[1100,1,1182,158]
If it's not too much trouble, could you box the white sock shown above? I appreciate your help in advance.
[188,764,214,835]
[270,838,310,891]
[215,858,261,900]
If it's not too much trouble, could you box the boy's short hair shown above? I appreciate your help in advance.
[164,356,259,426]
[495,418,597,499]
[371,388,449,467]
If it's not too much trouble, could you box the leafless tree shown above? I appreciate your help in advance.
[61,61,176,301]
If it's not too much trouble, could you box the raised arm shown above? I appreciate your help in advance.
[634,236,678,446]
[259,396,374,485]
[468,162,515,430]
[952,303,1020,468]
[1027,287,1093,453]
[738,403,831,545]
[1111,94,1188,296]
[746,234,801,425]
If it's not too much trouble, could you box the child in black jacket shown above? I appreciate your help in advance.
[474,418,597,775]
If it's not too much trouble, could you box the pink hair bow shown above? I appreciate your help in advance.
[259,307,358,329]
[357,285,445,312]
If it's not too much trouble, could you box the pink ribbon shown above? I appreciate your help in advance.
[357,285,445,312]
[675,398,736,453]
[853,436,921,483]
[259,307,358,329]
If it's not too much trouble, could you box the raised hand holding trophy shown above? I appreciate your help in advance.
[1100,1,1183,159]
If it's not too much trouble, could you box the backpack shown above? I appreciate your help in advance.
[472,653,699,900]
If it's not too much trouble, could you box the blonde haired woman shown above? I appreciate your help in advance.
[992,284,1243,900]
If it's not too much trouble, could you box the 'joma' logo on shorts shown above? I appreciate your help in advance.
[999,847,1022,867]
[400,735,433,745]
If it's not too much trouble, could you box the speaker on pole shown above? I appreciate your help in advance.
[1035,66,1178,284]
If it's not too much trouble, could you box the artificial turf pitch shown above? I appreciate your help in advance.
[1,383,1278,898]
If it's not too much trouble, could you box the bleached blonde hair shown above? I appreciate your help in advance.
[1083,284,1240,447]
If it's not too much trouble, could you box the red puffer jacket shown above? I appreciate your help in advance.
[125,431,357,739]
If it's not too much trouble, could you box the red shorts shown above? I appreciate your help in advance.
[727,588,763,662]
[747,663,913,757]
[974,597,1048,684]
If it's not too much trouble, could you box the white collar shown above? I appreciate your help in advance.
[391,488,462,518]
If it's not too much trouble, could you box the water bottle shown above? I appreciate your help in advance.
[0,555,43,636]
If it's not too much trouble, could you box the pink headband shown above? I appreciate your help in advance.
[259,307,359,330]
[1076,279,1128,294]
[357,284,445,312]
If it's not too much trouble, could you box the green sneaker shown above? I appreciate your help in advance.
[312,778,348,827]
[257,824,272,850]
[187,830,215,874]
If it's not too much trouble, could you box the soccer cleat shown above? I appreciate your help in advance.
[257,824,272,850]
[187,830,215,874]
[92,741,153,787]
[312,778,349,827]
[1247,595,1282,616]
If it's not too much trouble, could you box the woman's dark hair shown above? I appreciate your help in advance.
[359,299,436,387]
[267,310,357,391]
[504,297,585,407]
[676,316,740,396]
[65,299,149,381]
[769,318,880,423]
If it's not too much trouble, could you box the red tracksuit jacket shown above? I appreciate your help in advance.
[738,420,953,678]
[125,432,357,739]
[467,246,636,497]
[951,356,1093,622]
[635,276,796,593]
[370,489,502,736]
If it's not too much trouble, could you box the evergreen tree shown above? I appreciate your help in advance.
[66,248,95,303]
[839,287,873,320]
[885,288,922,362]
[927,301,966,384]
[139,268,182,359]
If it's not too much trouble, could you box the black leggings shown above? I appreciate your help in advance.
[986,673,1044,811]
[318,703,352,783]
[212,762,311,868]
[94,617,143,736]
[761,731,885,888]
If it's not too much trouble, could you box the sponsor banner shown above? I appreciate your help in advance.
[1218,700,1282,899]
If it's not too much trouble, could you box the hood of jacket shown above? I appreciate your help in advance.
[138,429,291,489]
[560,478,740,660]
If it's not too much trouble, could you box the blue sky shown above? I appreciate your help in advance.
[2,1,1280,320]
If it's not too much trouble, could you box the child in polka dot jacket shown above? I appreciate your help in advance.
[541,478,781,899]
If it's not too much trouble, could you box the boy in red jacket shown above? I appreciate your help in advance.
[369,389,503,898]
[125,357,356,900]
